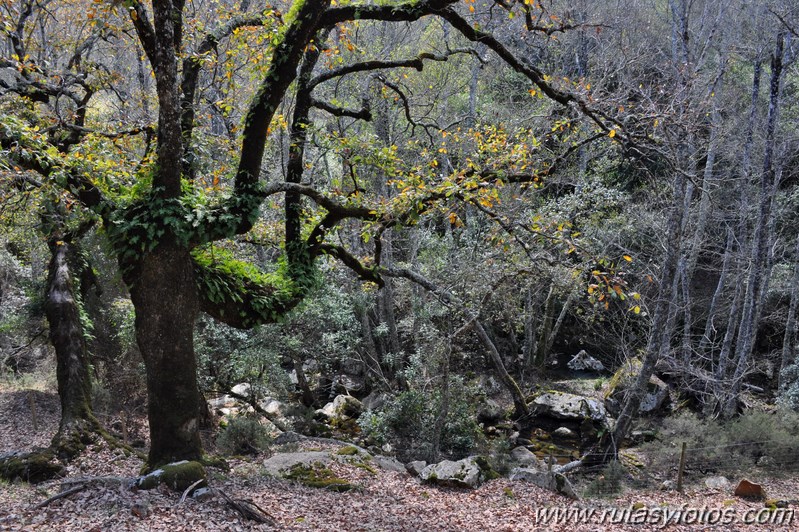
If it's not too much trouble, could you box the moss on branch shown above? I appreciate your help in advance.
[192,245,319,329]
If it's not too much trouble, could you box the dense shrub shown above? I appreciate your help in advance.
[358,376,483,462]
[639,409,799,474]
[216,417,272,456]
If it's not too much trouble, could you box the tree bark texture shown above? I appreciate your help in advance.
[129,241,202,467]
[45,239,94,441]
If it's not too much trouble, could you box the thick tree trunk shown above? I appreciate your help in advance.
[129,240,202,468]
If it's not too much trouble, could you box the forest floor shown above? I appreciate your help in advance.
[1,385,799,531]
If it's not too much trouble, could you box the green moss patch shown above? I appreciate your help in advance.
[335,445,360,456]
[474,456,501,481]
[283,463,355,492]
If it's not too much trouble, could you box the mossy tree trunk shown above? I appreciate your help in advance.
[0,221,100,482]
[45,232,99,458]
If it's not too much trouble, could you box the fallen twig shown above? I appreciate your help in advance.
[179,478,206,504]
[32,485,85,509]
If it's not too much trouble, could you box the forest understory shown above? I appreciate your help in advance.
[1,372,798,532]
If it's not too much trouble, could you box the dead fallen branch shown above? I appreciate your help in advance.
[32,485,86,509]
[214,488,276,525]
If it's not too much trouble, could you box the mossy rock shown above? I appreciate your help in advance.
[474,456,501,481]
[283,463,355,492]
[0,450,65,483]
[604,359,642,398]
[137,460,207,492]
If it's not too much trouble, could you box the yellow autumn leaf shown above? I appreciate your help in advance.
[623,255,632,262]
[633,305,641,314]
[609,129,616,138]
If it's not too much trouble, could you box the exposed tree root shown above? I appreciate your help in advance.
[0,418,144,484]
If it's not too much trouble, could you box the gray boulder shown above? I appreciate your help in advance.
[639,375,669,413]
[509,467,578,499]
[332,374,365,394]
[567,350,605,372]
[420,457,487,489]
[361,391,389,412]
[477,398,504,426]
[260,398,287,417]
[262,451,332,475]
[373,455,407,473]
[553,427,576,438]
[274,431,304,445]
[510,446,544,469]
[605,360,669,416]
[705,476,731,491]
[317,395,363,420]
[406,460,427,477]
[231,382,252,397]
[531,391,608,425]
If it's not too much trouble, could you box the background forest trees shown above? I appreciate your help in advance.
[3,0,799,476]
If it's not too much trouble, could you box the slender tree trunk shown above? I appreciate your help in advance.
[379,236,401,358]
[780,234,799,390]
[706,58,763,411]
[45,235,97,458]
[698,227,733,356]
[429,326,451,463]
[292,355,316,407]
[543,288,578,361]
[533,285,556,367]
[473,320,529,418]
[725,33,784,418]
[520,287,537,382]
[609,167,687,452]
